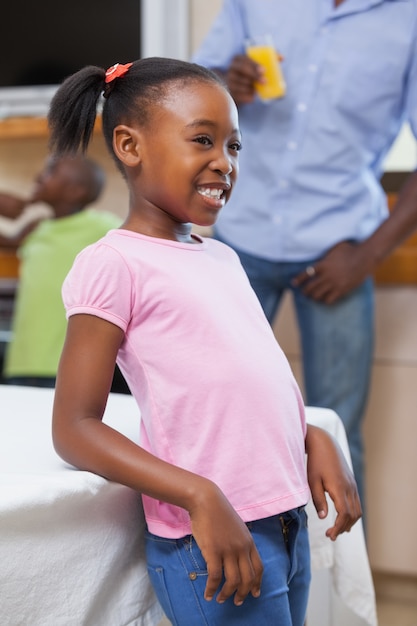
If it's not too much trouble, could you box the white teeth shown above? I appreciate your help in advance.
[198,187,223,199]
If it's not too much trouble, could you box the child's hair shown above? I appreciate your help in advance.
[48,57,225,173]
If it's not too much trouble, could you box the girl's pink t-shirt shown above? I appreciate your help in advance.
[62,229,309,538]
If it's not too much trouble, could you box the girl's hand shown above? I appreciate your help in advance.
[188,481,264,606]
[306,425,362,541]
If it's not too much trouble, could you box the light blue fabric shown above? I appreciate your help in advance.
[193,0,417,262]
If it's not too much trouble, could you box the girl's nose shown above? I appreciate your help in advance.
[211,150,234,175]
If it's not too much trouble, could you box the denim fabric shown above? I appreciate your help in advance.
[145,508,310,626]
[217,234,374,509]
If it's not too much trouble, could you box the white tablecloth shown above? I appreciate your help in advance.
[0,385,163,626]
[306,407,378,626]
[0,386,377,626]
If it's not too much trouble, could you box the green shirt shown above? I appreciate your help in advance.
[4,209,120,377]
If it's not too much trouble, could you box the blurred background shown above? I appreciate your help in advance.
[1,1,416,622]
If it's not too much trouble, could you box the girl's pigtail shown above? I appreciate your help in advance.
[48,66,105,155]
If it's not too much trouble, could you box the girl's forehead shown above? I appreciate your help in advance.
[161,79,224,102]
[159,81,238,124]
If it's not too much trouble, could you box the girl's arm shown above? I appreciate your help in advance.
[305,424,362,541]
[52,313,263,606]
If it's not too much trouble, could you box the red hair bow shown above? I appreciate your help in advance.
[105,62,133,84]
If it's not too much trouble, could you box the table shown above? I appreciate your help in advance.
[306,407,378,626]
[0,386,377,626]
[0,385,163,626]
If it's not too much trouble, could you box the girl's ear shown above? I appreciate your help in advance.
[113,125,143,167]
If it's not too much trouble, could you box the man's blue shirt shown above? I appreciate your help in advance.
[193,0,417,261]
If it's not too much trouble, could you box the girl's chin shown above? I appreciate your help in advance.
[194,211,222,228]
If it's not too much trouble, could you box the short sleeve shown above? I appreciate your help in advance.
[62,242,133,332]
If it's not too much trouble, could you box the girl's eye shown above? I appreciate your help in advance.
[194,136,212,146]
[229,141,242,152]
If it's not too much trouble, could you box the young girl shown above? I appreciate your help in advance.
[50,57,361,626]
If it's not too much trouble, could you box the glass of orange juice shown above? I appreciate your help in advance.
[245,34,286,102]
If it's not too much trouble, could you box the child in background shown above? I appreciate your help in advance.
[1,155,121,388]
[0,155,104,247]
[50,58,361,626]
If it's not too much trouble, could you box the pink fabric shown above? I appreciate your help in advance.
[63,229,309,538]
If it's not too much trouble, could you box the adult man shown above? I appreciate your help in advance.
[193,0,417,509]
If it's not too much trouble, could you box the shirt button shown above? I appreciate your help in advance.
[308,64,318,73]
[273,215,283,224]
[278,179,289,189]
[287,141,298,150]
[189,572,197,581]
[297,102,307,112]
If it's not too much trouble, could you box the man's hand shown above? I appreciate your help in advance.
[292,240,373,304]
[224,54,264,105]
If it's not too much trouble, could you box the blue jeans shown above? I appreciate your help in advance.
[214,234,374,509]
[145,508,310,626]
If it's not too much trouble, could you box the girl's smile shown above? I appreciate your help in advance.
[197,183,231,208]
[120,82,241,241]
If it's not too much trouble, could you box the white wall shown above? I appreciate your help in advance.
[141,0,190,60]
[189,0,222,53]
[383,124,417,172]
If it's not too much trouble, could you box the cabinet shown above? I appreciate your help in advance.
[376,174,417,285]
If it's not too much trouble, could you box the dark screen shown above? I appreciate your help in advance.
[1,1,141,87]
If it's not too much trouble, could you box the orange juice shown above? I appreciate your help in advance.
[246,43,286,101]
